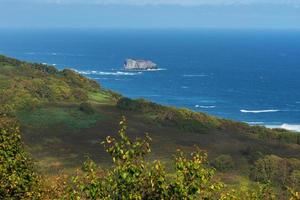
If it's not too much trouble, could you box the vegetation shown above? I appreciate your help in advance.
[117,97,300,145]
[0,116,40,199]
[0,114,299,199]
[250,155,300,190]
[0,54,299,199]
[61,117,223,199]
[211,154,234,172]
[0,55,101,115]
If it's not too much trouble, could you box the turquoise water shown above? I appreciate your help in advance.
[0,29,300,131]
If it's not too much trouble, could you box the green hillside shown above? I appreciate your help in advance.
[0,55,299,199]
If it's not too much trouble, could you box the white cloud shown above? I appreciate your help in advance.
[3,0,300,6]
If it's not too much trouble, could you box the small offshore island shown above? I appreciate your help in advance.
[124,58,157,70]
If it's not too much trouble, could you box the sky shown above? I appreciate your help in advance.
[0,0,300,29]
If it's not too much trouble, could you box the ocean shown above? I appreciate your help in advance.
[0,29,300,131]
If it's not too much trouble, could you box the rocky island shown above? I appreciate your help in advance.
[124,59,157,70]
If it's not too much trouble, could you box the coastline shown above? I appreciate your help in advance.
[265,124,300,132]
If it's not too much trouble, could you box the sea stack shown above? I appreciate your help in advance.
[124,59,157,70]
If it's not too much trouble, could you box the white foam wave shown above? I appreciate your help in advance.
[247,122,265,125]
[74,69,142,76]
[25,52,84,57]
[240,109,279,113]
[195,105,216,109]
[267,124,300,132]
[146,68,167,71]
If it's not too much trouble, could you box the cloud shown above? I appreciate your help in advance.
[3,0,300,6]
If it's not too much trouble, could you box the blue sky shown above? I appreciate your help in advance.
[1,0,300,29]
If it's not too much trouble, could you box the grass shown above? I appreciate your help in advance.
[17,105,105,130]
[88,91,115,104]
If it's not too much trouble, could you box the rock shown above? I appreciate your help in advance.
[124,59,157,70]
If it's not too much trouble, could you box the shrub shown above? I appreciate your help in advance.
[63,117,224,199]
[212,154,234,172]
[240,147,264,164]
[0,116,40,199]
[117,97,221,132]
[79,102,95,114]
[289,170,300,191]
[250,155,300,188]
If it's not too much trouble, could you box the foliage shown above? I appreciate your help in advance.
[250,154,300,189]
[0,54,103,116]
[212,154,234,172]
[17,106,103,130]
[220,120,300,145]
[117,97,221,132]
[288,188,300,200]
[79,102,95,114]
[0,116,40,199]
[63,117,224,199]
[220,182,277,200]
[117,97,300,144]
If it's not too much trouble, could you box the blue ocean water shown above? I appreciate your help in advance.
[0,29,300,131]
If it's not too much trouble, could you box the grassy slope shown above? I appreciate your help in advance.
[0,55,299,187]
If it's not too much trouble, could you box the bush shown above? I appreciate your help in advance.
[211,154,234,172]
[63,117,224,199]
[240,146,264,164]
[79,102,95,114]
[117,97,221,132]
[250,155,300,188]
[0,116,40,199]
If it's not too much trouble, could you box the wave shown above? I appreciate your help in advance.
[25,52,85,57]
[195,105,216,109]
[73,69,142,76]
[240,109,279,113]
[146,68,167,71]
[247,122,265,125]
[267,124,300,132]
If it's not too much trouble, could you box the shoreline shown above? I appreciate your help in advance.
[265,124,300,132]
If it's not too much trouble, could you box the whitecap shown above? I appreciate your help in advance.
[240,109,279,113]
[280,124,300,132]
[195,105,216,109]
[247,122,265,125]
[93,77,109,80]
[146,68,167,71]
[267,124,300,132]
[200,105,216,109]
[73,69,142,76]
